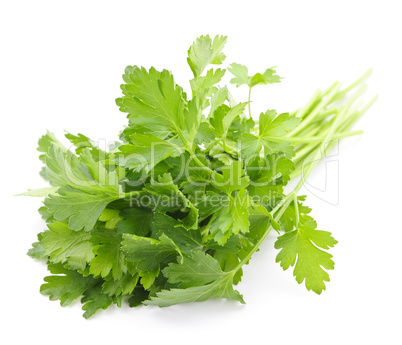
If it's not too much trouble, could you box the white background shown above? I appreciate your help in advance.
[1,1,401,344]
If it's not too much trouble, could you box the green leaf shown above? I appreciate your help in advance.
[206,235,241,254]
[245,154,294,186]
[139,268,160,290]
[44,186,120,231]
[116,207,153,236]
[65,132,105,157]
[211,161,249,195]
[247,202,280,240]
[117,66,191,136]
[122,233,183,273]
[41,142,122,231]
[117,134,182,172]
[144,281,243,307]
[81,285,123,319]
[128,286,149,307]
[98,208,120,222]
[40,263,98,306]
[213,251,243,285]
[240,110,300,158]
[228,63,281,88]
[239,132,264,157]
[17,187,59,197]
[122,121,172,141]
[27,233,47,260]
[101,273,139,296]
[144,173,199,229]
[163,251,224,288]
[183,97,202,143]
[89,230,126,280]
[274,219,338,294]
[41,221,95,270]
[38,206,54,221]
[228,63,249,87]
[38,130,66,164]
[187,35,227,77]
[231,189,251,234]
[226,116,255,141]
[208,189,252,245]
[151,213,203,253]
[279,195,312,232]
[249,68,281,87]
[45,144,120,193]
[194,122,215,145]
[79,148,121,186]
[190,68,226,94]
[259,110,301,138]
[208,86,229,116]
[209,103,247,139]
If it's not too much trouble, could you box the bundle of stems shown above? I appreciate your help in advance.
[243,70,376,263]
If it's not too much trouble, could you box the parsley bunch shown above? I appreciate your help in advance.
[24,35,374,318]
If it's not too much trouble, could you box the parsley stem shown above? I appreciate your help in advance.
[339,94,378,130]
[290,69,372,138]
[269,130,363,143]
[293,89,322,119]
[269,195,288,215]
[294,84,367,192]
[293,194,299,228]
[304,108,338,125]
[334,68,372,100]
[290,95,376,179]
[232,84,371,279]
[288,82,341,136]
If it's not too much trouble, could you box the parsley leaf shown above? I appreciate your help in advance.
[187,35,227,77]
[40,263,98,306]
[240,110,301,158]
[117,66,196,140]
[81,285,123,319]
[163,251,224,288]
[122,233,183,273]
[117,134,182,172]
[44,187,120,231]
[275,218,338,294]
[40,221,95,270]
[228,63,281,87]
[209,103,247,139]
[89,229,126,280]
[145,251,244,307]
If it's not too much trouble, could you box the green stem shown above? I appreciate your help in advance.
[293,194,299,228]
[334,69,372,100]
[290,95,376,179]
[293,89,322,119]
[248,87,252,119]
[293,85,367,185]
[288,82,341,136]
[233,84,370,276]
[268,130,363,143]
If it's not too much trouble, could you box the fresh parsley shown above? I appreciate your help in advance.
[22,35,374,318]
